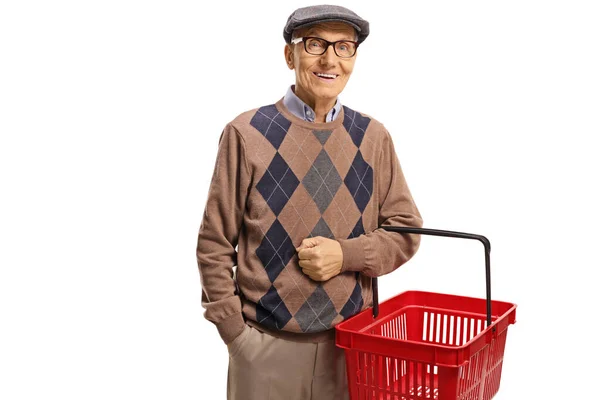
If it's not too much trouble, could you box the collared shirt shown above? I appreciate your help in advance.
[283,85,342,123]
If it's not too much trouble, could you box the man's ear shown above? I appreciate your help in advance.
[284,44,294,70]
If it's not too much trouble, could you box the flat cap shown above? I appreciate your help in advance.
[283,5,370,44]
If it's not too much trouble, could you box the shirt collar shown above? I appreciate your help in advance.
[283,85,342,123]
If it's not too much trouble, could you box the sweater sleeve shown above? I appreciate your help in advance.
[196,123,250,344]
[336,128,423,277]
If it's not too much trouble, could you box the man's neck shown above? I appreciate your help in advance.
[293,85,336,123]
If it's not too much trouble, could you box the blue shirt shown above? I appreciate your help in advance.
[283,85,342,122]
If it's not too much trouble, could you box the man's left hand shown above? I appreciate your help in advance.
[296,236,343,281]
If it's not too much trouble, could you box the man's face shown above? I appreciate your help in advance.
[285,22,358,106]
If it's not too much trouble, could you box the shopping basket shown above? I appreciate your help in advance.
[335,227,517,400]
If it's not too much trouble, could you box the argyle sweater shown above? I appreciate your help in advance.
[196,97,423,344]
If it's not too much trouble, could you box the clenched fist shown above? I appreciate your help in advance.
[296,236,344,281]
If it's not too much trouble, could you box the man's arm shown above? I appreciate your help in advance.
[336,128,423,277]
[196,123,250,344]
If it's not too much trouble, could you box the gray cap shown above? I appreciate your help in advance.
[283,5,370,45]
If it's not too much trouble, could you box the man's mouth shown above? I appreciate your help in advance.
[313,72,339,81]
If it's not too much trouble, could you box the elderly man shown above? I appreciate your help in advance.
[196,5,423,400]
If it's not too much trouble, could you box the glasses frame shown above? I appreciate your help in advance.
[291,36,359,58]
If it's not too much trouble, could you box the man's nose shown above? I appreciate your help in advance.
[320,45,337,66]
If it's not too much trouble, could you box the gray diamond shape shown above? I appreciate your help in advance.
[302,149,342,213]
[313,129,332,146]
[310,217,334,239]
[295,285,337,333]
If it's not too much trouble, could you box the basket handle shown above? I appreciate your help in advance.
[373,226,492,328]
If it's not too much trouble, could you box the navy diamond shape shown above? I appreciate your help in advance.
[250,105,292,150]
[342,106,371,148]
[256,152,299,216]
[340,280,364,319]
[255,219,295,282]
[256,285,292,330]
[344,150,373,213]
[295,285,337,333]
[347,217,365,238]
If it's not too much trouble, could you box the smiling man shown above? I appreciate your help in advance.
[196,5,423,400]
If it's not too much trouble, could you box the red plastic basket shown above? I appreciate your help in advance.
[335,227,517,400]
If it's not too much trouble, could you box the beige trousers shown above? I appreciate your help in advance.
[227,324,350,400]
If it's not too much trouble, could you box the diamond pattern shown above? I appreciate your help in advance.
[256,219,296,283]
[324,129,355,177]
[344,150,373,213]
[256,285,292,330]
[342,106,371,148]
[250,105,292,150]
[322,184,361,240]
[278,128,322,180]
[313,129,332,146]
[310,217,334,239]
[295,285,337,333]
[247,102,378,333]
[348,217,365,238]
[277,184,320,242]
[340,280,364,319]
[302,149,342,213]
[256,152,300,216]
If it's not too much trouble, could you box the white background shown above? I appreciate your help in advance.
[1,0,598,399]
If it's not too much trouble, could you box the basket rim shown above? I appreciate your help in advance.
[335,290,517,351]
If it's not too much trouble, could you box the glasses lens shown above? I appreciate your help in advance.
[335,41,356,58]
[305,38,327,55]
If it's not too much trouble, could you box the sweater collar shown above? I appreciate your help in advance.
[282,85,342,123]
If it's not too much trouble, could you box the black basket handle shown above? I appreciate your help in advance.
[373,227,492,328]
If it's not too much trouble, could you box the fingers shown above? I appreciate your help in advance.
[297,239,323,259]
[299,259,320,281]
[296,236,322,252]
[298,258,315,270]
[299,258,335,282]
[297,246,319,260]
[301,267,328,282]
[302,268,319,281]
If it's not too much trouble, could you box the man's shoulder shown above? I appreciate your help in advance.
[226,101,284,133]
[340,104,387,134]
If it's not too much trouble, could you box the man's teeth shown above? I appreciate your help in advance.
[316,73,337,78]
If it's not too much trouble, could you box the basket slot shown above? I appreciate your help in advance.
[422,311,487,348]
[449,316,454,346]
[457,346,486,400]
[379,311,408,341]
[453,330,509,400]
[423,312,445,343]
[350,350,440,399]
[481,330,508,400]
[442,314,448,344]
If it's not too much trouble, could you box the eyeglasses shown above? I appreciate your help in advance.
[291,36,359,58]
